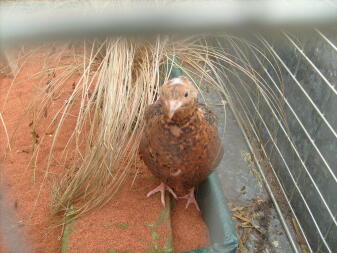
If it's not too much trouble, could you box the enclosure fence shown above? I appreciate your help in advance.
[0,1,336,253]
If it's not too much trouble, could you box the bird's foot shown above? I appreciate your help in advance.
[147,182,177,207]
[180,187,200,211]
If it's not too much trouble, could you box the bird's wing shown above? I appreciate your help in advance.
[197,103,218,128]
[140,100,161,160]
[144,100,162,123]
[198,102,224,169]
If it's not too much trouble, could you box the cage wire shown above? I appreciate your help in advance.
[213,29,336,252]
[0,1,336,253]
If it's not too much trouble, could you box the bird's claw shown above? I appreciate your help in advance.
[147,182,177,207]
[180,187,200,211]
[166,186,178,199]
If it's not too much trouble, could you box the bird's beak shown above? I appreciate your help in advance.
[167,100,182,119]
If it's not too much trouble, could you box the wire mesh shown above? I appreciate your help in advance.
[217,29,337,252]
[0,1,336,252]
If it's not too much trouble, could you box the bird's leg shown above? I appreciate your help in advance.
[146,182,177,207]
[180,187,200,211]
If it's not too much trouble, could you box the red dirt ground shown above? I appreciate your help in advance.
[0,49,210,253]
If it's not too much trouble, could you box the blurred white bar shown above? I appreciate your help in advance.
[0,47,19,77]
[0,0,337,45]
[0,183,32,253]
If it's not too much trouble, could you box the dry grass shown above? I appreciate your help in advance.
[21,34,285,223]
[1,28,286,225]
[0,112,11,152]
[0,0,288,227]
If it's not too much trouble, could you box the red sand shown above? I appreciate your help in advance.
[0,49,209,253]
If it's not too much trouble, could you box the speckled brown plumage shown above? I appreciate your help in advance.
[139,76,223,209]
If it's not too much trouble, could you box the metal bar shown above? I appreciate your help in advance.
[214,38,333,249]
[315,29,337,52]
[0,47,19,77]
[1,1,337,45]
[245,120,314,253]
[231,83,333,252]
[214,49,311,251]
[250,46,337,225]
[261,39,337,140]
[225,36,337,195]
[261,38,337,182]
[0,183,32,253]
[283,32,336,96]
[224,88,302,253]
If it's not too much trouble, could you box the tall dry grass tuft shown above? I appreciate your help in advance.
[45,38,167,219]
[24,35,284,222]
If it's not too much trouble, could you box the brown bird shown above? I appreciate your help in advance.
[139,76,223,210]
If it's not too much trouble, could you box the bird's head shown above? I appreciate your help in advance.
[160,76,198,121]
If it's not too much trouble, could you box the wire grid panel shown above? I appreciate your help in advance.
[220,30,337,252]
[0,1,336,252]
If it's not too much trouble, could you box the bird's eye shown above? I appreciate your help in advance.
[184,92,189,97]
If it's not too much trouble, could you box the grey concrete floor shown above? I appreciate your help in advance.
[204,90,295,253]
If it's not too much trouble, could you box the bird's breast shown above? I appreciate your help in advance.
[140,105,221,194]
[154,120,214,162]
